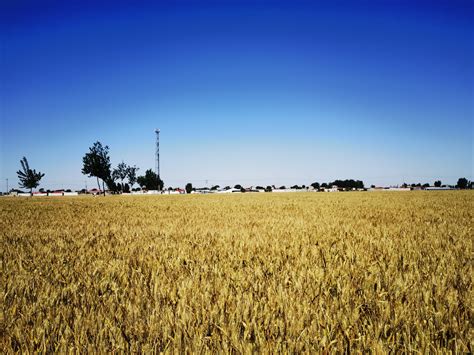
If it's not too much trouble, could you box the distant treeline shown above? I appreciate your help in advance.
[310,179,364,190]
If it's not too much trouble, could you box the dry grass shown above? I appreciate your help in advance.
[1,191,472,352]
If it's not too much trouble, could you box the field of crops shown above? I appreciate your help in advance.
[1,191,472,352]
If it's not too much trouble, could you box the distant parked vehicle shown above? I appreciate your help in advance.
[88,188,102,195]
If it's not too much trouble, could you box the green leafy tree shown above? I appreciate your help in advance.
[329,179,364,189]
[112,161,128,191]
[434,180,442,187]
[137,169,163,190]
[456,177,468,189]
[81,141,111,196]
[127,165,139,189]
[105,177,119,193]
[17,157,45,196]
[136,176,145,188]
[185,183,193,194]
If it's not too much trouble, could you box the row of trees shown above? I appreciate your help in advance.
[81,141,163,195]
[11,142,164,196]
[182,181,362,193]
[388,179,471,189]
[436,178,472,189]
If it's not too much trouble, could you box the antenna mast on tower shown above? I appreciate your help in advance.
[155,129,160,179]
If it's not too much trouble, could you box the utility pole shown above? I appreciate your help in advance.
[6,178,8,194]
[155,128,160,187]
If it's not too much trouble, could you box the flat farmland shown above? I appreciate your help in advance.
[1,192,472,352]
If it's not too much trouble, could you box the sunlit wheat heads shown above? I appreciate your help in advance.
[1,191,472,352]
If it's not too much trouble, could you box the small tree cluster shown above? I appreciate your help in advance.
[311,180,364,190]
[82,141,141,195]
[137,169,164,190]
[456,178,470,189]
[111,162,140,193]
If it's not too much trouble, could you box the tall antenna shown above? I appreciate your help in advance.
[155,128,160,179]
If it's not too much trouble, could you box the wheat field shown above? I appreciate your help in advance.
[1,191,472,352]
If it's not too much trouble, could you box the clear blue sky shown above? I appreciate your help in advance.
[1,0,473,190]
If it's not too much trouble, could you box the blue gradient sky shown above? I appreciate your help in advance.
[1,0,473,190]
